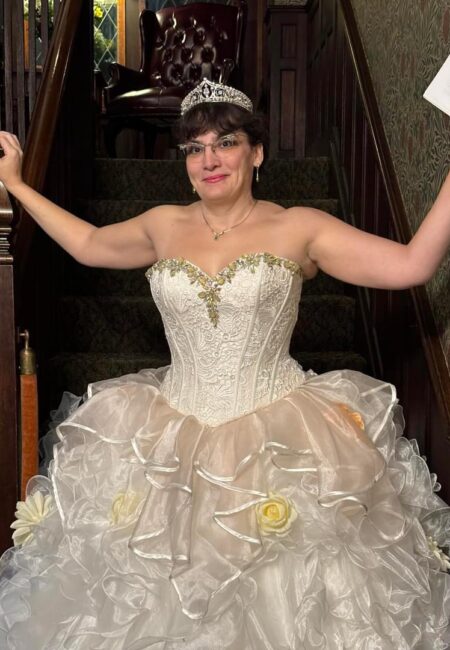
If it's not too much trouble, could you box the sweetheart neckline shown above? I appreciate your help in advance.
[147,252,303,281]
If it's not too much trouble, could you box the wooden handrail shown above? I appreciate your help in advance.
[338,0,450,429]
[13,0,85,274]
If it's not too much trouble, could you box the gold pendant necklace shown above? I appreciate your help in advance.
[201,200,258,241]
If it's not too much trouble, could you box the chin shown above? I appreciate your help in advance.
[200,183,232,199]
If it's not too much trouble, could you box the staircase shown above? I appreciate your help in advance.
[42,157,367,412]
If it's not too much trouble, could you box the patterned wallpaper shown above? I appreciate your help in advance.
[351,0,450,362]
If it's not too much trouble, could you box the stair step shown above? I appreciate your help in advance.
[78,198,340,226]
[93,157,331,201]
[44,350,367,405]
[57,294,355,354]
[62,261,350,297]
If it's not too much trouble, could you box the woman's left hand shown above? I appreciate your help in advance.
[0,131,24,192]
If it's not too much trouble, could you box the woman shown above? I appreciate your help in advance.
[0,78,449,649]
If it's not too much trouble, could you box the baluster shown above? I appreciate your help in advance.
[4,0,14,132]
[15,1,26,144]
[28,0,37,116]
[40,0,49,61]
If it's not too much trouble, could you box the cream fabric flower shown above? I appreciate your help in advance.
[427,536,450,572]
[11,491,54,547]
[110,491,142,525]
[256,492,297,537]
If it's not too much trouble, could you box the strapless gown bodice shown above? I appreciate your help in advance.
[147,253,307,425]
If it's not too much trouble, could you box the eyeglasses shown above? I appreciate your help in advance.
[178,133,243,159]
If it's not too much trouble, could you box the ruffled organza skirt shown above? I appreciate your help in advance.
[0,366,449,649]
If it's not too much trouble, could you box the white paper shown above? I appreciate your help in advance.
[423,54,450,116]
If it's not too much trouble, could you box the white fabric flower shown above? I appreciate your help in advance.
[110,491,142,525]
[427,536,450,572]
[255,492,298,537]
[11,491,54,547]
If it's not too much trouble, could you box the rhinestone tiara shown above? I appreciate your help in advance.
[180,78,253,116]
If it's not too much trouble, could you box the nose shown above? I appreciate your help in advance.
[202,144,220,169]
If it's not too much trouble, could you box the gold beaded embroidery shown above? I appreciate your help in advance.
[147,253,303,328]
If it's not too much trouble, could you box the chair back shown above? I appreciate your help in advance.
[140,2,246,90]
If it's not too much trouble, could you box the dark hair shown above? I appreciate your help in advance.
[174,103,268,149]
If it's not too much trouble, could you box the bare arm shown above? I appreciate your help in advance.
[0,132,157,269]
[303,169,450,289]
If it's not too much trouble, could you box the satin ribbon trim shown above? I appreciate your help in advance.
[193,462,266,497]
[317,493,369,513]
[144,473,192,494]
[213,497,266,545]
[170,568,243,621]
[194,448,263,483]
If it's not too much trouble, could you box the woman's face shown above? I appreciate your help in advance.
[184,130,263,202]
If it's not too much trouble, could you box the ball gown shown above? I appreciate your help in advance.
[0,252,449,649]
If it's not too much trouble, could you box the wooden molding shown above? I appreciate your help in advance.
[117,0,126,65]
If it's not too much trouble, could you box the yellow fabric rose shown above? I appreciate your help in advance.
[110,491,142,525]
[255,492,297,537]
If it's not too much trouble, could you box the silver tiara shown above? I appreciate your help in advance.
[180,78,253,116]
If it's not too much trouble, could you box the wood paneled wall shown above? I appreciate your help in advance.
[265,7,307,158]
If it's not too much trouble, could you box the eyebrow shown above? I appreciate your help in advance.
[187,133,238,144]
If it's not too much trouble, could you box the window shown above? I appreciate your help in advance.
[94,0,125,78]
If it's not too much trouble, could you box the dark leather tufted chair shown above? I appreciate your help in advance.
[104,1,247,157]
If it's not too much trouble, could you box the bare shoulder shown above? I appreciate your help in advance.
[137,202,195,231]
[264,205,334,241]
[283,205,335,227]
[137,202,197,254]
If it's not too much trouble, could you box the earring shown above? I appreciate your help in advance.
[192,186,196,194]
[255,166,260,183]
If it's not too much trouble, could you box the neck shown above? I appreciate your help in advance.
[200,192,256,229]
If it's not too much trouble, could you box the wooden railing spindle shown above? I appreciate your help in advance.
[15,2,27,143]
[28,0,37,115]
[4,0,14,132]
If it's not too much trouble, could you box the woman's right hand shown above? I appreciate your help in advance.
[0,131,24,192]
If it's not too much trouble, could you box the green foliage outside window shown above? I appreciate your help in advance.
[94,0,118,78]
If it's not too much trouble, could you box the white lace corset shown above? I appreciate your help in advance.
[146,253,309,425]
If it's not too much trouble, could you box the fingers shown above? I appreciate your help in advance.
[0,131,23,155]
